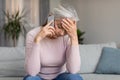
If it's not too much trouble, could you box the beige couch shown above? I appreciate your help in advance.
[0,42,119,80]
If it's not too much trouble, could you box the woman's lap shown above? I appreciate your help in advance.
[23,75,43,80]
[53,72,83,80]
[23,72,83,80]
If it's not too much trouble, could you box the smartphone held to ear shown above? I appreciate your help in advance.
[47,15,54,27]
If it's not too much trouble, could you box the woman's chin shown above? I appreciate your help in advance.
[48,36,58,39]
[47,34,65,39]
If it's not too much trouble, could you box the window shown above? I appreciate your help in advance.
[5,0,40,27]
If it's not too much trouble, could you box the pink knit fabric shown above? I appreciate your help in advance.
[25,27,81,80]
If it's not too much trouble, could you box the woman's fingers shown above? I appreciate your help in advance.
[48,27,56,36]
[62,19,71,27]
[66,18,73,25]
[47,31,53,37]
[62,22,70,31]
[48,27,55,31]
[46,20,54,27]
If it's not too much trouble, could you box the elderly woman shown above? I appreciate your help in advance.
[23,5,83,80]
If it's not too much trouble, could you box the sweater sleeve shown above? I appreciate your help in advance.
[65,37,81,74]
[25,32,41,76]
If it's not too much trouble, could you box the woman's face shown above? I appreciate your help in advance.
[51,18,67,39]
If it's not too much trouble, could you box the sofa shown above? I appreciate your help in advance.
[0,42,119,80]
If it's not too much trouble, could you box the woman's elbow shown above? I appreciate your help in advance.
[69,66,80,74]
[26,70,39,76]
[25,64,40,76]
[68,64,81,74]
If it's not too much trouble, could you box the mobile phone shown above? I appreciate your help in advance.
[47,15,54,27]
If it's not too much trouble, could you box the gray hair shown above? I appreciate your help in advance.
[53,4,79,22]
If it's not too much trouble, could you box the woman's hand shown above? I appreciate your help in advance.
[62,18,78,45]
[34,20,56,43]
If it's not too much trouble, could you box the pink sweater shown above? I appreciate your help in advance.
[25,27,81,80]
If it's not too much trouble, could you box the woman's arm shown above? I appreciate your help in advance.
[65,37,81,74]
[25,21,55,76]
[62,18,81,74]
[25,32,41,76]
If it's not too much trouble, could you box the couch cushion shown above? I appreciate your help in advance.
[0,74,120,80]
[0,47,25,76]
[79,42,116,73]
[81,74,120,80]
[0,60,25,76]
[0,77,22,80]
[0,47,25,61]
[95,47,120,74]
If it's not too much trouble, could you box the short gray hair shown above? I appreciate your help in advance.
[53,5,79,22]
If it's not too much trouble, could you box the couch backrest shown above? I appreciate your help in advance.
[79,42,117,73]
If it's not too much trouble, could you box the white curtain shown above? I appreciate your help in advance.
[6,0,23,14]
[6,0,40,27]
[5,0,40,46]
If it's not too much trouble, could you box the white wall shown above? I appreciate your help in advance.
[50,0,120,47]
[50,0,61,12]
